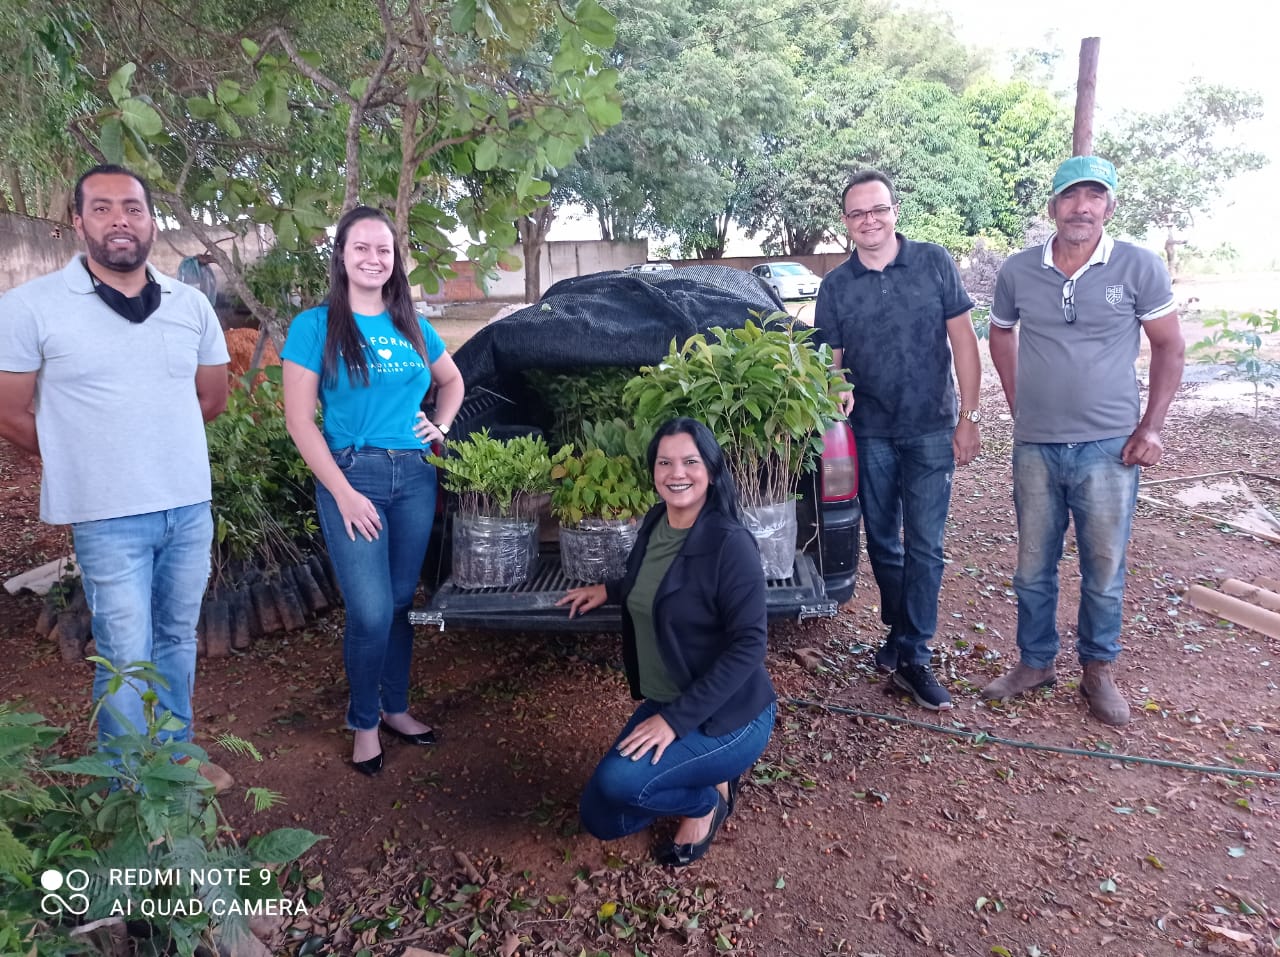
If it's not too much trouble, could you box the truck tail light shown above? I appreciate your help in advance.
[819,421,858,502]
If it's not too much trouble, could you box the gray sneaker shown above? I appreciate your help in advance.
[981,662,1057,702]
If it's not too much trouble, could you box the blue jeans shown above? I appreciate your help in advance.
[74,503,213,747]
[316,447,437,731]
[580,700,776,841]
[856,430,955,666]
[1011,437,1139,667]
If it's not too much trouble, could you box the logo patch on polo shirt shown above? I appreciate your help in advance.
[1105,284,1124,305]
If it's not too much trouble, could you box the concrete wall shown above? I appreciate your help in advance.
[424,239,649,303]
[0,212,271,299]
[0,215,80,293]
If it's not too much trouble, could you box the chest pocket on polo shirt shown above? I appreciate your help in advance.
[161,330,199,378]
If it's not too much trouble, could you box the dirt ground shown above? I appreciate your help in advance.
[3,329,1280,955]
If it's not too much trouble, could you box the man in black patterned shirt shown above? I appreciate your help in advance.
[814,169,982,711]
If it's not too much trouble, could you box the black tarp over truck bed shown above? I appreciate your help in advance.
[410,265,851,632]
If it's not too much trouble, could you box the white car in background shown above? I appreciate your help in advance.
[623,262,674,273]
[751,261,821,300]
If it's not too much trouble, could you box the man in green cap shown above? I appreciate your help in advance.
[981,155,1185,726]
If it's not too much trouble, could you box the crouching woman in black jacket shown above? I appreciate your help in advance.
[558,417,776,867]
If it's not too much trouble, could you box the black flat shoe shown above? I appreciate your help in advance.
[380,720,437,746]
[655,794,729,868]
[352,750,384,777]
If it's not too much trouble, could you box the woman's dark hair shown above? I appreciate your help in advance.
[322,205,427,387]
[645,417,742,521]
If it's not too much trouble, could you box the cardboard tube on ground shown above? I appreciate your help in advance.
[1221,579,1280,613]
[1186,584,1280,640]
[1256,577,1280,594]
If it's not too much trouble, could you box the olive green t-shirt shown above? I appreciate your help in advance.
[626,516,688,702]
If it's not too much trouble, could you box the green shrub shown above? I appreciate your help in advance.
[1191,308,1280,416]
[523,369,635,448]
[427,430,554,518]
[550,445,656,526]
[205,366,316,582]
[0,661,323,956]
[242,243,330,317]
[623,317,846,506]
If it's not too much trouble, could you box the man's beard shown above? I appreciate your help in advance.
[84,231,154,272]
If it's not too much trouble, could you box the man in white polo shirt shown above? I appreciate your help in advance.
[982,156,1184,726]
[0,164,231,774]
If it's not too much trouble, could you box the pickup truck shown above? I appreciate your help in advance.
[409,265,860,633]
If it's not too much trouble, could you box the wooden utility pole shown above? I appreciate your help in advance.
[1072,37,1101,155]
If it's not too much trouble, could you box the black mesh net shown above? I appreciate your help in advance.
[452,265,786,389]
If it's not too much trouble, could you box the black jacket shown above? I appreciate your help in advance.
[605,500,775,737]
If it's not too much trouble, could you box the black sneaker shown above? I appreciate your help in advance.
[893,662,953,711]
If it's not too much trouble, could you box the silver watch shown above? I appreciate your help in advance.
[959,408,981,424]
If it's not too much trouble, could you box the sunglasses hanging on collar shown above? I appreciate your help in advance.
[85,261,162,324]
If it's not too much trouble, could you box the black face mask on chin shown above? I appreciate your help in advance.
[84,261,162,323]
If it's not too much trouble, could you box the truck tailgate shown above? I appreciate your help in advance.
[409,551,836,632]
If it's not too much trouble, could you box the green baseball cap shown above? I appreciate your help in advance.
[1052,155,1118,195]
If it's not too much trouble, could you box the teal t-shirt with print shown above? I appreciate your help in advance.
[281,306,447,450]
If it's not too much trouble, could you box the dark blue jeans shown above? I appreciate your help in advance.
[315,448,437,731]
[579,700,776,841]
[856,430,955,666]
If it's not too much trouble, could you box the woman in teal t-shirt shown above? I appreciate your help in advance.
[282,206,464,777]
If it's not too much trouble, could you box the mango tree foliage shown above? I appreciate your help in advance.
[964,79,1072,243]
[563,0,798,256]
[742,70,995,256]
[1097,79,1267,270]
[53,0,619,343]
[738,1,990,255]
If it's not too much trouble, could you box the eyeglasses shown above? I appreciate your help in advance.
[843,204,895,221]
[1062,279,1077,324]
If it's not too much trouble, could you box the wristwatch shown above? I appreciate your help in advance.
[437,422,451,436]
[959,408,982,424]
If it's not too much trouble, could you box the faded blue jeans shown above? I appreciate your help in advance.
[74,503,213,747]
[316,447,437,731]
[580,700,776,841]
[856,429,955,667]
[1011,437,1140,667]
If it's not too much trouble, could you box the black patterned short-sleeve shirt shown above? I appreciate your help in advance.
[814,235,974,439]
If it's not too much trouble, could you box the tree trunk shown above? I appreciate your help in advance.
[1164,226,1178,276]
[517,206,554,303]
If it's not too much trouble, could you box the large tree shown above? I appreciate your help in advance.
[1098,79,1267,273]
[963,79,1072,243]
[738,1,992,256]
[563,0,797,257]
[6,0,619,341]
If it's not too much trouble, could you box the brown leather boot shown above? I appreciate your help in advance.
[981,662,1057,702]
[1080,660,1130,726]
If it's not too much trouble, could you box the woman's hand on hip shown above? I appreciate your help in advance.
[414,410,447,445]
[336,488,382,542]
[618,713,676,765]
[557,584,607,618]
